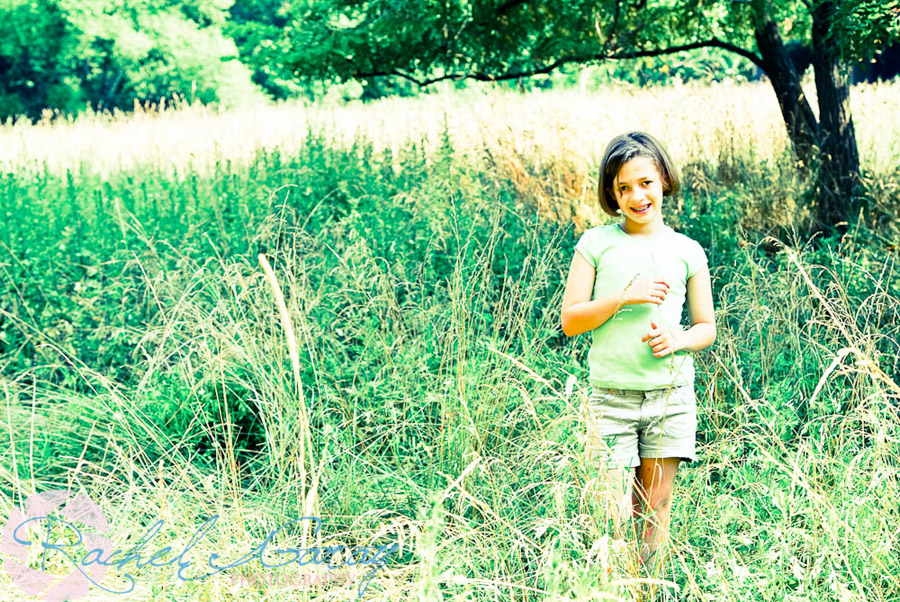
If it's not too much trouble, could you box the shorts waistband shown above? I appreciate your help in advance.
[591,384,693,396]
[591,386,646,396]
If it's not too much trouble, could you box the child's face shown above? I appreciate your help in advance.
[613,156,665,226]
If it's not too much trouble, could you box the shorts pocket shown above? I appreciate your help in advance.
[663,387,697,437]
[675,385,697,406]
[659,385,695,407]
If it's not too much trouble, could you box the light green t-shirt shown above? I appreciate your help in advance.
[574,223,709,390]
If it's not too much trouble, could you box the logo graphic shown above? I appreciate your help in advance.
[1,490,111,601]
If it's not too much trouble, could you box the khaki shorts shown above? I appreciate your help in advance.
[583,385,698,471]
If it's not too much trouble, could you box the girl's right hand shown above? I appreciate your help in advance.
[622,277,670,305]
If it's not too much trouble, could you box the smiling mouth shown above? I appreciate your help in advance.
[631,203,652,214]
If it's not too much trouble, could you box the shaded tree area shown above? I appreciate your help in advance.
[225,0,301,99]
[280,0,900,233]
[0,0,265,122]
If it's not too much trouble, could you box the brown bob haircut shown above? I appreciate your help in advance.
[597,131,681,217]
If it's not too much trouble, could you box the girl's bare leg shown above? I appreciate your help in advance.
[634,457,681,572]
[603,467,638,539]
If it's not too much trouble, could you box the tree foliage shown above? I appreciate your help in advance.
[0,0,264,121]
[832,0,900,60]
[225,0,303,99]
[280,0,897,84]
[0,0,73,119]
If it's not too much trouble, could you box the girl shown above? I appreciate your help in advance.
[560,131,715,574]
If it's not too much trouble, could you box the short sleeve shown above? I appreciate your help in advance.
[574,228,600,268]
[686,240,709,279]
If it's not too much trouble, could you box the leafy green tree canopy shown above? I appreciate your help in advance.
[225,0,304,99]
[0,0,264,121]
[281,0,898,85]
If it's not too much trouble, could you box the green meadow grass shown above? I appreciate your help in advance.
[1,84,899,601]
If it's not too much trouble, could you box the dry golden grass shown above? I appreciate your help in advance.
[3,79,897,179]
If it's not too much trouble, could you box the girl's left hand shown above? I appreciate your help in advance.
[642,322,681,357]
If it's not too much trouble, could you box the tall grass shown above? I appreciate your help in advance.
[1,81,899,600]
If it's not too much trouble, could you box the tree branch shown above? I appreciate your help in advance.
[615,37,765,70]
[354,38,765,85]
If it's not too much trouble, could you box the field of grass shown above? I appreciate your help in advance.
[1,79,899,601]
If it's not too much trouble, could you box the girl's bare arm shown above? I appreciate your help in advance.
[676,267,716,351]
[561,252,668,337]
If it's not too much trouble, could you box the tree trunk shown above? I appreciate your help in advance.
[753,9,819,172]
[812,0,861,232]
